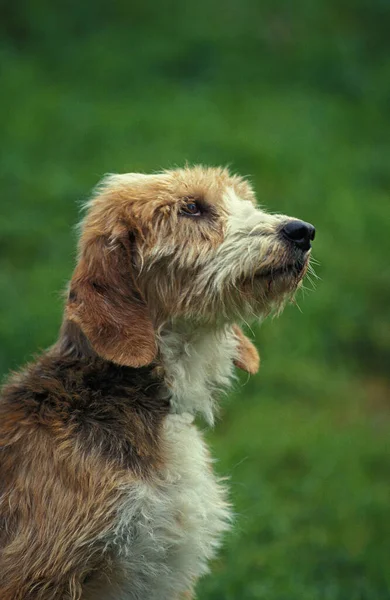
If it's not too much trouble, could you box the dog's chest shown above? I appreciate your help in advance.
[110,414,231,600]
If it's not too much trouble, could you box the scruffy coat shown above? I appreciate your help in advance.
[0,166,313,599]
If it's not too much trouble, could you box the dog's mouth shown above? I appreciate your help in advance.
[242,253,311,299]
[229,250,312,313]
[254,257,307,280]
[254,261,306,279]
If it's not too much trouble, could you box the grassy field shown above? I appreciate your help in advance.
[1,1,389,598]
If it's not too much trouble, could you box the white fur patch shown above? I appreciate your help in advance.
[159,325,239,425]
[101,414,231,600]
[224,186,283,235]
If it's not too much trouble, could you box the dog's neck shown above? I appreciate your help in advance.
[157,322,239,425]
[56,319,239,425]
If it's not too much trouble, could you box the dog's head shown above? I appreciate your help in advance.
[65,166,315,369]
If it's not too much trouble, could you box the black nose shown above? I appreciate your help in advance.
[282,220,316,251]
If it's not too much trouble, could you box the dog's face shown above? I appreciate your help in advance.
[66,166,314,367]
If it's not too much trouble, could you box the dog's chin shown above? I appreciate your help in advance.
[242,255,310,306]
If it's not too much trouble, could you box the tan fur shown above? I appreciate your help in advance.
[0,427,129,599]
[232,325,260,375]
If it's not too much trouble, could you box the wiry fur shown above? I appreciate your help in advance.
[0,165,313,599]
[159,325,239,425]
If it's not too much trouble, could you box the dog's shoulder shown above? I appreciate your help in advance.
[0,352,170,472]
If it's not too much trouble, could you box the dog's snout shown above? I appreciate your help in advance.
[281,220,316,251]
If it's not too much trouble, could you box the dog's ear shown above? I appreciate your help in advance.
[66,235,157,368]
[232,325,260,375]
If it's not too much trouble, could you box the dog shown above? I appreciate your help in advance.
[0,166,315,599]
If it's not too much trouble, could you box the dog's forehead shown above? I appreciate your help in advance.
[164,166,256,207]
[87,168,257,232]
[113,167,253,202]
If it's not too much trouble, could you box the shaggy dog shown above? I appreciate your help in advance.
[0,166,315,599]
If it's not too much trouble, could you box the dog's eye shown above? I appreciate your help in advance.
[180,200,201,217]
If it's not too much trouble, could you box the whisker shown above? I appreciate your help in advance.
[291,297,303,313]
[305,274,317,290]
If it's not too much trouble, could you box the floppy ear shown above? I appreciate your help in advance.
[232,325,260,375]
[65,235,157,368]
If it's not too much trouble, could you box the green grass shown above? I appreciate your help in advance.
[1,1,389,598]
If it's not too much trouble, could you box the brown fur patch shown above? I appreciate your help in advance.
[67,235,157,368]
[0,333,169,599]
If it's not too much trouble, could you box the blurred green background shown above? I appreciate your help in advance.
[1,1,389,598]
